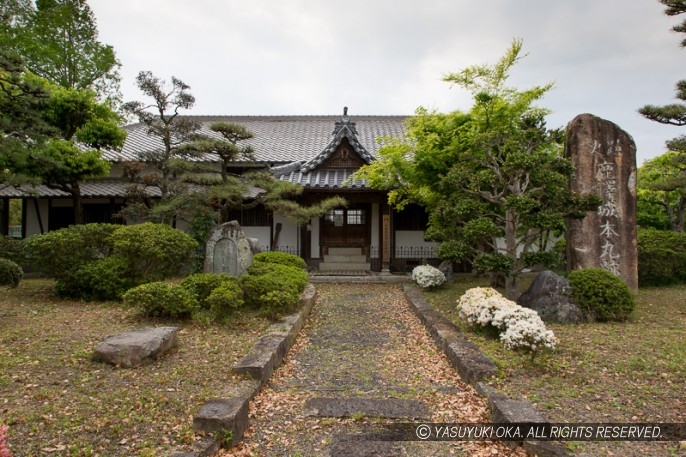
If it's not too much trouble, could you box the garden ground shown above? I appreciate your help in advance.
[1,277,685,456]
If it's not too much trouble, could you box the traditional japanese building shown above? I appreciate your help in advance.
[0,109,440,273]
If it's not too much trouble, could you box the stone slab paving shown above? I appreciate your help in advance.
[219,283,527,457]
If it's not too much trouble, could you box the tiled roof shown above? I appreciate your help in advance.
[102,114,408,164]
[0,180,264,199]
[275,168,367,189]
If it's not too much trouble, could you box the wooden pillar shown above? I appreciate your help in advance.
[381,203,391,274]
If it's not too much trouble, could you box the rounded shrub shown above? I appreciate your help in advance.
[0,258,23,288]
[23,223,119,285]
[180,273,244,323]
[253,251,307,270]
[0,236,26,266]
[123,281,198,318]
[568,268,635,322]
[637,228,686,286]
[110,222,198,281]
[240,263,308,318]
[72,256,136,301]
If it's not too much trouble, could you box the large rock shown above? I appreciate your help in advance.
[517,271,585,324]
[94,327,179,367]
[565,113,638,292]
[203,221,253,276]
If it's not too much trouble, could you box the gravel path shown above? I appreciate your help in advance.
[220,283,528,457]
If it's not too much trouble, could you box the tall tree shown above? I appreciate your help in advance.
[29,82,126,224]
[0,50,53,188]
[354,40,598,299]
[4,0,121,101]
[122,71,203,218]
[639,1,686,148]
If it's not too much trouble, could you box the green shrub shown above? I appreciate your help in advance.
[72,256,136,301]
[0,236,25,266]
[637,228,686,286]
[202,280,244,322]
[123,281,198,318]
[110,223,198,281]
[0,258,23,288]
[180,273,244,323]
[240,263,308,318]
[23,223,119,284]
[253,251,307,270]
[568,268,635,322]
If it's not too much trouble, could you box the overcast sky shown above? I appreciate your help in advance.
[88,0,685,165]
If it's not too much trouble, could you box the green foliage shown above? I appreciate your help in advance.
[179,273,244,324]
[23,222,196,300]
[72,256,134,301]
[240,263,308,318]
[23,223,119,289]
[122,281,198,318]
[351,39,598,299]
[253,251,307,270]
[568,269,635,322]
[109,223,198,280]
[203,280,244,322]
[637,228,686,286]
[0,257,23,288]
[0,236,25,266]
[636,151,686,231]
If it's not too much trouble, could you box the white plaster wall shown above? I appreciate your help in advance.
[242,226,271,250]
[395,231,440,249]
[273,215,299,251]
[24,199,49,236]
[309,217,320,258]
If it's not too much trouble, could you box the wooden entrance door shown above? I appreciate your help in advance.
[321,206,370,248]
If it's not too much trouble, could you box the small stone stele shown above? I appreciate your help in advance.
[517,270,586,324]
[203,221,253,276]
[93,327,179,368]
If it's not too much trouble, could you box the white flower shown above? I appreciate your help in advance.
[456,286,557,358]
[412,265,446,288]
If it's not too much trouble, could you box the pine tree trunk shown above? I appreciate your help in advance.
[72,181,83,225]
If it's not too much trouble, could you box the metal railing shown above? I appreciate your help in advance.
[369,245,438,259]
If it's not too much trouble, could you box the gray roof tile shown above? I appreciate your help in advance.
[103,115,408,164]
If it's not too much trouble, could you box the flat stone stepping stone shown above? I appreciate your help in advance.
[93,326,179,368]
[304,397,430,419]
[328,434,402,457]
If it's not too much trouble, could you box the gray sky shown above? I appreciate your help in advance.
[89,0,686,165]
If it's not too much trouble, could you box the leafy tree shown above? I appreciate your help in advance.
[637,151,686,231]
[3,0,121,101]
[354,40,598,299]
[0,50,54,188]
[27,81,126,224]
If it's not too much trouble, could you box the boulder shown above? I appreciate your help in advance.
[94,327,179,367]
[438,260,454,283]
[517,271,585,324]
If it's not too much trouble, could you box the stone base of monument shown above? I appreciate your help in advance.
[93,327,179,368]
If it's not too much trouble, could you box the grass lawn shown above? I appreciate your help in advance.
[0,279,271,456]
[423,274,686,457]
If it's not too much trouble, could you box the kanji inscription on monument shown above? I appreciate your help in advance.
[565,113,638,292]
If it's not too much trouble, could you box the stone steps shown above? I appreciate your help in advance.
[320,247,370,271]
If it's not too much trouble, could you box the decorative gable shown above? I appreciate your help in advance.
[300,107,375,173]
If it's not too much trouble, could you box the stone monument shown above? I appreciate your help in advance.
[565,113,638,292]
[204,221,253,276]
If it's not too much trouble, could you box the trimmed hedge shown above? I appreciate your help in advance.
[180,273,243,323]
[0,258,23,288]
[0,236,25,266]
[253,251,307,270]
[122,282,198,318]
[240,262,308,318]
[637,228,686,286]
[23,222,198,300]
[568,268,635,322]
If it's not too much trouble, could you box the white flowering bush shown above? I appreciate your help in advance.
[456,287,557,361]
[411,265,446,288]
